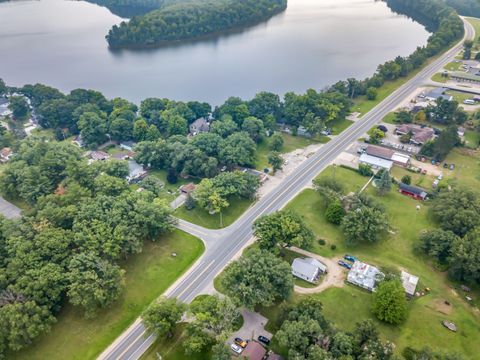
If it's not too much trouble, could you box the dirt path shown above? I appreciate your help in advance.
[289,246,346,295]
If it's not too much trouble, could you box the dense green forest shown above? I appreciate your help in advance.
[444,0,480,17]
[86,0,193,17]
[106,0,287,48]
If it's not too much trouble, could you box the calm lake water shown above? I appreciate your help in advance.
[0,0,430,104]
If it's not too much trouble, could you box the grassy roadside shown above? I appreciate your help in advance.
[175,197,254,229]
[12,231,205,360]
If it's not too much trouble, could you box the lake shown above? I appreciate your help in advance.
[0,0,430,105]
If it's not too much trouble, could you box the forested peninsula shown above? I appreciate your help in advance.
[105,0,288,48]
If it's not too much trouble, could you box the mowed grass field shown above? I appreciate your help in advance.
[12,231,204,360]
[273,163,480,357]
[175,197,254,229]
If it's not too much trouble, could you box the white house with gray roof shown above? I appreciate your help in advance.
[292,257,327,283]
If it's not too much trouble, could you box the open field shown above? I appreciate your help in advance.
[175,197,253,229]
[444,61,462,71]
[12,231,204,360]
[382,112,397,124]
[466,17,480,42]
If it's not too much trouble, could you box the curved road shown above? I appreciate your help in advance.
[99,18,474,360]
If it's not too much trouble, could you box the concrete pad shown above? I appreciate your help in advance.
[0,197,21,219]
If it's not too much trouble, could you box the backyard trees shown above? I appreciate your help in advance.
[325,200,346,225]
[376,169,392,196]
[142,298,186,338]
[401,175,412,185]
[253,210,315,251]
[269,133,284,151]
[431,189,480,237]
[77,111,109,148]
[448,228,480,283]
[418,229,458,264]
[221,249,293,309]
[372,279,409,325]
[275,297,330,359]
[211,342,231,360]
[268,151,283,174]
[241,116,265,143]
[8,96,29,120]
[189,295,240,339]
[367,127,385,144]
[219,132,257,168]
[341,206,388,245]
[66,253,125,318]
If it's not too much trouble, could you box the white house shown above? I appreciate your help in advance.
[401,270,419,297]
[292,257,327,283]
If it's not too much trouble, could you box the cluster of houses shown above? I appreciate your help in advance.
[359,144,412,172]
[86,146,148,184]
[347,260,419,297]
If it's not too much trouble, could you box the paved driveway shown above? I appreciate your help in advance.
[228,309,272,344]
[0,196,21,219]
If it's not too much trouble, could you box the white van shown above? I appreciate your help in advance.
[463,99,475,105]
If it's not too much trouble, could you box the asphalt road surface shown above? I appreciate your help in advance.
[99,18,474,360]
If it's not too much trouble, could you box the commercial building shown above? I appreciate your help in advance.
[425,87,453,102]
[359,153,393,171]
[395,124,435,145]
[366,145,411,167]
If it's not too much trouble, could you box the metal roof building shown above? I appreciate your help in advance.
[359,153,393,171]
[347,261,384,292]
[401,270,419,297]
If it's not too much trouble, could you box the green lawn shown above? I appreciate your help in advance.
[382,112,397,124]
[12,231,204,360]
[175,197,254,229]
[263,162,480,357]
[256,133,330,170]
[285,166,370,257]
[431,73,448,83]
[443,148,480,189]
[444,61,462,71]
[329,118,354,135]
[464,130,479,149]
[445,90,474,104]
[466,17,480,42]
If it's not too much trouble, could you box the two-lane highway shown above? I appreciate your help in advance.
[99,18,474,360]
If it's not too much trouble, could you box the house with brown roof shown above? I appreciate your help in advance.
[240,341,266,360]
[0,147,12,163]
[366,145,394,161]
[395,124,434,145]
[180,183,196,194]
[88,151,110,161]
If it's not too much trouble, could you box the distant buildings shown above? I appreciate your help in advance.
[0,97,12,119]
[395,124,435,145]
[189,117,210,136]
[291,257,328,283]
[87,150,110,162]
[347,261,384,292]
[127,160,147,184]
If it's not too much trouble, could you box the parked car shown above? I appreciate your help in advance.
[443,163,448,169]
[344,254,357,262]
[258,335,271,345]
[450,164,455,170]
[231,344,243,354]
[377,125,388,133]
[338,260,352,269]
[235,338,248,348]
